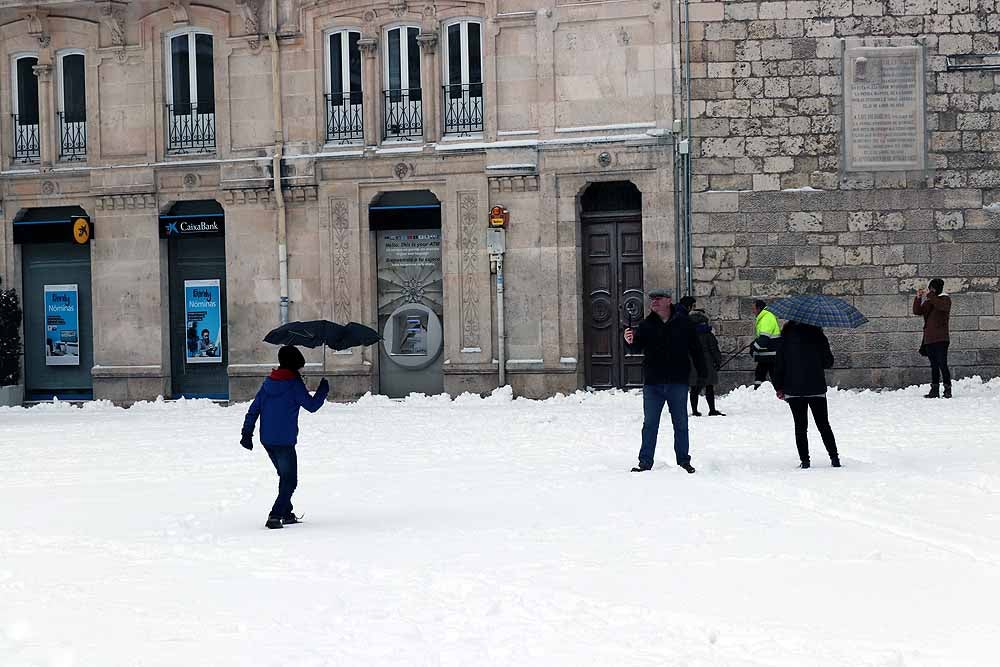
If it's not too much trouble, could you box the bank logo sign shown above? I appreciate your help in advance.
[159,216,225,238]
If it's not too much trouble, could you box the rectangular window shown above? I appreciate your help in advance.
[170,35,191,112]
[61,54,86,122]
[58,53,87,160]
[16,57,40,124]
[12,56,40,162]
[348,31,362,105]
[167,31,216,152]
[442,21,483,135]
[383,27,423,139]
[326,30,364,143]
[407,27,421,101]
[388,28,401,94]
[195,33,215,113]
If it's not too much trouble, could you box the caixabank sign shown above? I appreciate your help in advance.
[159,214,225,238]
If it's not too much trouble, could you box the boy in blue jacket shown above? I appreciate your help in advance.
[241,345,329,529]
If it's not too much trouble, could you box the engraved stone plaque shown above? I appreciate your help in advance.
[843,45,926,172]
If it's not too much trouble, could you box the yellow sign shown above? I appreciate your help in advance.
[489,206,508,228]
[72,217,91,244]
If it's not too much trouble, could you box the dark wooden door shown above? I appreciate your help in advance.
[583,217,644,389]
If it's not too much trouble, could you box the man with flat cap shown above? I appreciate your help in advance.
[624,288,707,473]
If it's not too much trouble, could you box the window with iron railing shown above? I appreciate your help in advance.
[383,26,423,140]
[326,30,363,143]
[58,52,87,160]
[12,55,40,163]
[442,20,483,135]
[166,31,216,153]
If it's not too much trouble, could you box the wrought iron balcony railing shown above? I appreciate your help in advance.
[12,114,40,163]
[325,92,364,143]
[443,83,483,136]
[166,102,216,153]
[58,112,87,161]
[383,88,423,140]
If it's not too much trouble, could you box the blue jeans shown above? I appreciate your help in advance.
[263,445,298,518]
[638,383,691,468]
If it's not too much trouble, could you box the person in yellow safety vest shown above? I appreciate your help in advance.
[751,299,782,390]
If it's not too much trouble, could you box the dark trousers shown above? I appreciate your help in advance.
[639,383,691,468]
[263,445,298,518]
[926,341,951,387]
[690,385,716,413]
[754,360,775,387]
[786,397,838,464]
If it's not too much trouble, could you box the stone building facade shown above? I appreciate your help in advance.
[687,0,1000,388]
[0,0,679,402]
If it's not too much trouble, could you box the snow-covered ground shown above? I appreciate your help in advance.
[2,378,999,667]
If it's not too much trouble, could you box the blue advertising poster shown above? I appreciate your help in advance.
[184,279,222,364]
[44,284,80,366]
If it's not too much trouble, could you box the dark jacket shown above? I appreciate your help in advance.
[242,368,329,446]
[627,306,707,385]
[688,310,722,386]
[913,293,951,344]
[772,322,834,397]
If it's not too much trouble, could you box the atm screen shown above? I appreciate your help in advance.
[394,313,428,355]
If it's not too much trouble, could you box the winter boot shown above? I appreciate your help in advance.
[924,385,940,399]
[708,410,726,416]
[265,515,284,529]
[831,456,841,468]
[631,465,652,473]
[943,385,952,399]
[799,461,811,469]
[679,462,696,474]
[691,410,703,417]
[282,513,302,525]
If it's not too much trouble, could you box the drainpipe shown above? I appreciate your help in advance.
[683,0,694,297]
[270,0,289,324]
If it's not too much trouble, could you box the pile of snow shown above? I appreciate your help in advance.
[1,378,998,666]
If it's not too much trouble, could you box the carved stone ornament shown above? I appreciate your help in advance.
[393,162,409,179]
[24,11,50,47]
[169,0,189,24]
[422,3,436,18]
[41,181,56,195]
[362,9,377,26]
[598,152,612,167]
[416,31,438,53]
[389,0,407,18]
[357,37,378,56]
[183,173,198,187]
[99,2,126,47]
[236,0,262,50]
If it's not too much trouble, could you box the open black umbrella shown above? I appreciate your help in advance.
[263,320,380,350]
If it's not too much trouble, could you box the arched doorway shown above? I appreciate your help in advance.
[580,181,644,389]
[369,190,444,397]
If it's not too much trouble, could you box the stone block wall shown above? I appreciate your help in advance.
[687,0,1000,388]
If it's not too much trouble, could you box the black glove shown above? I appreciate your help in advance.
[317,378,330,394]
[240,432,253,450]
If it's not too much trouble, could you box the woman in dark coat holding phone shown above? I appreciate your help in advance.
[772,321,841,469]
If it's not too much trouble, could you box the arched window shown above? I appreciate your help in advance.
[325,29,363,143]
[165,29,215,153]
[11,54,40,162]
[57,50,87,160]
[442,20,482,135]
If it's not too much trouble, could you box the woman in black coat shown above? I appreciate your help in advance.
[772,321,841,468]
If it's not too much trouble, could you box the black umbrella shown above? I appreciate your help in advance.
[263,320,380,350]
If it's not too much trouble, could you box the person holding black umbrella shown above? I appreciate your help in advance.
[772,321,840,469]
[241,345,329,529]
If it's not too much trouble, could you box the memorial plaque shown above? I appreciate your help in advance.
[843,45,926,172]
